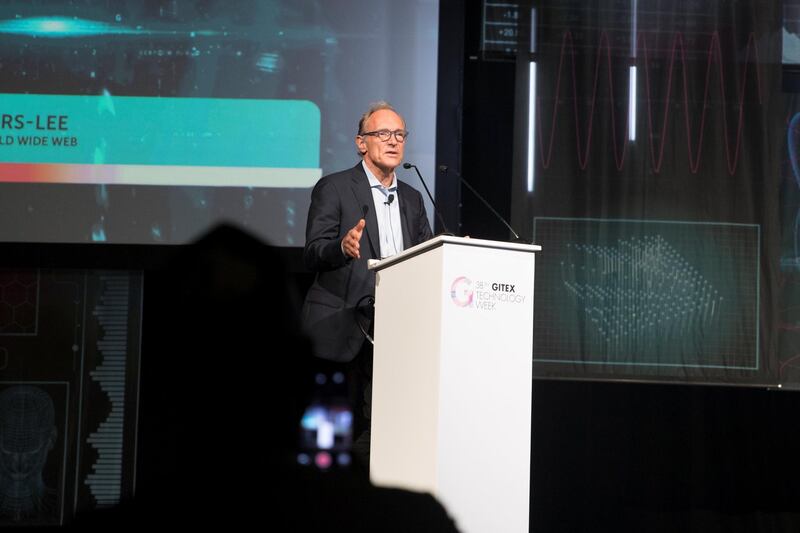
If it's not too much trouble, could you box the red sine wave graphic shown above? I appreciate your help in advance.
[536,31,763,174]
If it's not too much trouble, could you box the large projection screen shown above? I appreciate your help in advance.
[0,1,439,246]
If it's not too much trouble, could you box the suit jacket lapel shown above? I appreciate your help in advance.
[350,164,379,259]
[397,188,412,249]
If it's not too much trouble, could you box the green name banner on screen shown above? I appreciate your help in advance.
[0,93,321,187]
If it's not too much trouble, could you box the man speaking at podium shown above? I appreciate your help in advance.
[302,102,433,466]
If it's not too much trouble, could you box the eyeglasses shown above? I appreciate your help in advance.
[358,129,409,142]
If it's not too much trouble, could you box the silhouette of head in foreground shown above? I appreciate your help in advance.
[70,224,459,532]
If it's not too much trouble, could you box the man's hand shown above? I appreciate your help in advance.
[342,219,366,259]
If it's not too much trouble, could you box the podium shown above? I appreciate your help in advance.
[368,235,540,533]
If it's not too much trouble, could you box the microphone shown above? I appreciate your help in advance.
[438,165,526,243]
[384,193,395,206]
[402,162,452,235]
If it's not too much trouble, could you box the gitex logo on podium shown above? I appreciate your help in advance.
[450,276,474,307]
[450,277,527,311]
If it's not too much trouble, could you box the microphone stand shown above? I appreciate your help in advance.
[439,165,528,243]
[402,162,452,235]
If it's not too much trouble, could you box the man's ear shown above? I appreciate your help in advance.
[355,135,366,155]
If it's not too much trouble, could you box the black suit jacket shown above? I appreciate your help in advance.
[302,163,433,362]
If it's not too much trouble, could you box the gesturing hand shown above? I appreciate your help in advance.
[342,219,366,259]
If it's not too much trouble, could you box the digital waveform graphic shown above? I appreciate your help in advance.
[84,274,132,507]
[561,236,724,354]
[536,31,763,175]
[533,218,759,372]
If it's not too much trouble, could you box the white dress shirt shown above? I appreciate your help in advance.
[362,161,404,259]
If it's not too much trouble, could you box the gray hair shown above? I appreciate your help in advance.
[357,101,404,135]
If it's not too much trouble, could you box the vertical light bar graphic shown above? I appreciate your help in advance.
[481,1,487,54]
[628,66,637,142]
[629,0,637,142]
[528,7,537,193]
[85,274,130,507]
[528,61,537,192]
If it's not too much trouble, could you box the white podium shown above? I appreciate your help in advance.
[368,235,540,533]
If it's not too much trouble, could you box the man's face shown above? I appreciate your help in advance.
[356,109,406,176]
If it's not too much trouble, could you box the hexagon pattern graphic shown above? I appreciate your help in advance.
[0,271,38,335]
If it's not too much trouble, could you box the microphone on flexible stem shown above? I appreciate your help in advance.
[438,165,528,243]
[402,162,452,235]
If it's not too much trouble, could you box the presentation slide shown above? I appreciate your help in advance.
[0,0,439,245]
